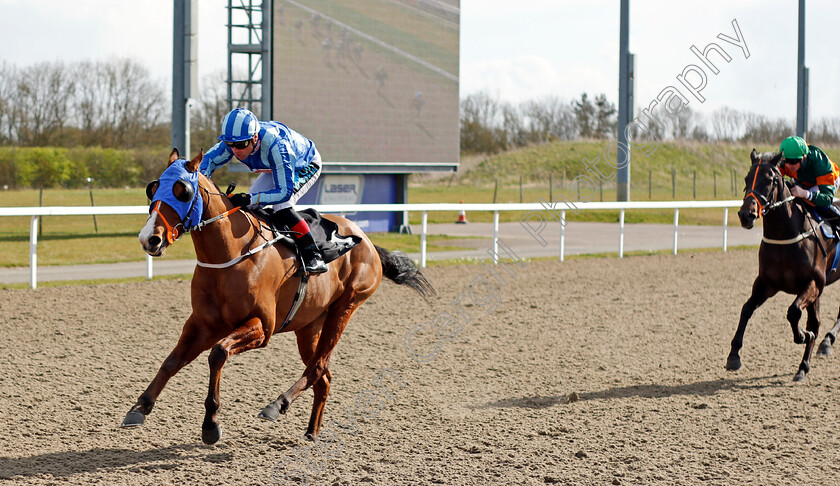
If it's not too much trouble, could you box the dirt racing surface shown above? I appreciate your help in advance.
[3,249,840,485]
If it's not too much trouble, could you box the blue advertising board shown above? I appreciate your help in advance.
[297,174,398,233]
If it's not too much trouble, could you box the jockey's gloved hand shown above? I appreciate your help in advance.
[230,193,251,208]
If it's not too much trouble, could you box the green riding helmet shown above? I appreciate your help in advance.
[780,136,809,160]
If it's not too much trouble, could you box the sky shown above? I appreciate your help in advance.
[0,0,838,121]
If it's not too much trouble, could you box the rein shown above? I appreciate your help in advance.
[747,163,822,247]
[182,180,311,330]
[186,182,285,268]
[195,234,287,269]
[762,195,796,214]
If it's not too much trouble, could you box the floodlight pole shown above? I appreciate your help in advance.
[173,0,198,154]
[617,0,631,201]
[796,0,808,138]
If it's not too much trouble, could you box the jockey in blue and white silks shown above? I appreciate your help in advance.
[199,107,328,274]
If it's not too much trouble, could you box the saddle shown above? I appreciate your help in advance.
[805,205,840,274]
[807,206,839,240]
[250,207,361,264]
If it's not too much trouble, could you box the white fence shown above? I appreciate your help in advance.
[0,201,744,288]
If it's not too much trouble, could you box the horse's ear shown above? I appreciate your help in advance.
[186,149,203,173]
[168,148,180,166]
[769,152,783,166]
[750,149,759,165]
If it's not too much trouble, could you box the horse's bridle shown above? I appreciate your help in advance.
[150,180,238,244]
[149,197,200,244]
[745,163,795,216]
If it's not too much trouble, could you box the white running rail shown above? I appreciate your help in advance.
[0,200,744,288]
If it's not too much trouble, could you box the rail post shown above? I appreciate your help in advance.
[559,210,566,262]
[673,208,680,254]
[493,210,499,264]
[29,215,39,289]
[723,208,729,252]
[618,209,625,258]
[420,211,428,268]
[146,254,154,279]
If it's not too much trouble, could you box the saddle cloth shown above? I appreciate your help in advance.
[251,207,361,264]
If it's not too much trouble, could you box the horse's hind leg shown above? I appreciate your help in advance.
[817,307,840,356]
[793,299,821,382]
[788,282,820,346]
[122,316,225,428]
[289,317,332,440]
[202,317,267,444]
[261,294,364,433]
[727,278,776,371]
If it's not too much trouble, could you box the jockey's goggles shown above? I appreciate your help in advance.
[225,139,252,150]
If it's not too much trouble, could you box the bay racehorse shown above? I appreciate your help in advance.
[122,149,434,443]
[728,149,840,381]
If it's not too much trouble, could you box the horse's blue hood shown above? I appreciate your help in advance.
[151,159,203,228]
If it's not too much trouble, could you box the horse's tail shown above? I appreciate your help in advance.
[375,245,436,299]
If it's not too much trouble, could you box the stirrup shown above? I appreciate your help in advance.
[300,244,328,274]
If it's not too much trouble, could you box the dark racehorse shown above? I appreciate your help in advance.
[728,149,840,381]
[121,149,434,443]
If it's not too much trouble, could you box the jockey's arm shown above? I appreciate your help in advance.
[249,139,294,206]
[200,142,234,177]
[811,184,836,207]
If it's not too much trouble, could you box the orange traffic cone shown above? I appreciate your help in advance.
[456,200,468,224]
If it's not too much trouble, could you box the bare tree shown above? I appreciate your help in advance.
[460,91,507,153]
[15,62,76,146]
[0,61,18,143]
[72,60,108,145]
[740,114,793,144]
[461,91,502,129]
[500,101,527,148]
[523,95,576,142]
[809,118,840,145]
[710,106,744,142]
[191,70,231,150]
[669,104,695,140]
[98,57,167,147]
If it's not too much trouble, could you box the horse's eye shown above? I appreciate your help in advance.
[173,180,195,203]
[145,180,159,200]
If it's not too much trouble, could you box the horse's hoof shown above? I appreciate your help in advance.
[725,356,742,371]
[279,396,291,414]
[793,370,807,382]
[817,341,833,356]
[202,424,222,445]
[120,410,146,428]
[304,432,316,442]
[258,403,280,422]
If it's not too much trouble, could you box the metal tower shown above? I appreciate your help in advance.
[227,0,272,119]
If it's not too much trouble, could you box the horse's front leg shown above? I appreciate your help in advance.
[816,307,840,356]
[202,317,267,444]
[122,316,224,428]
[727,277,776,371]
[794,298,821,382]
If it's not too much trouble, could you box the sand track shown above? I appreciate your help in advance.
[3,250,840,485]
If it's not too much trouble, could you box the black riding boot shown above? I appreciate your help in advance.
[820,204,840,234]
[271,208,328,274]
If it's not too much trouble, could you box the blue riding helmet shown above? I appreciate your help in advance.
[219,108,259,142]
[149,159,203,229]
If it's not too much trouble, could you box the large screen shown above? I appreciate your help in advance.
[273,0,460,165]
